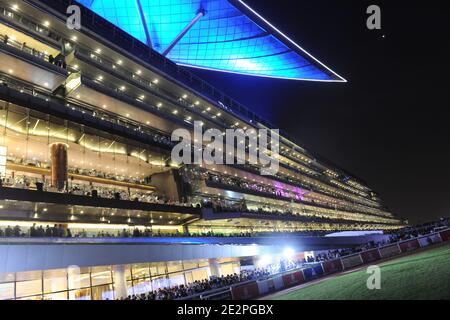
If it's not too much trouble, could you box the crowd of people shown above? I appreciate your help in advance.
[105,218,449,300]
[0,224,71,238]
[302,218,450,264]
[204,171,304,202]
[1,34,51,63]
[1,169,191,208]
[203,198,342,223]
[2,218,448,241]
[0,225,263,239]
[183,168,385,219]
[118,269,271,300]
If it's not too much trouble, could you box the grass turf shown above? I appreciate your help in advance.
[272,243,450,300]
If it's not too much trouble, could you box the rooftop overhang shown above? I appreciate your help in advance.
[75,0,346,82]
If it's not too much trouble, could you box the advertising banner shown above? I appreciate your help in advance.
[399,239,420,252]
[282,270,305,288]
[360,249,381,263]
[231,281,260,300]
[418,233,442,247]
[313,264,324,276]
[439,229,450,241]
[272,275,285,290]
[303,268,314,280]
[341,254,363,270]
[321,259,343,274]
[257,279,273,295]
[379,244,401,258]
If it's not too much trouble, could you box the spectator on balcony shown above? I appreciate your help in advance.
[45,225,52,237]
[4,226,13,237]
[51,224,58,237]
[13,225,21,237]
[30,223,37,237]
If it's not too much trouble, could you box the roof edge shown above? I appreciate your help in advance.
[229,0,347,83]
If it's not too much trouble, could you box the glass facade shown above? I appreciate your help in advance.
[0,101,168,189]
[0,259,240,300]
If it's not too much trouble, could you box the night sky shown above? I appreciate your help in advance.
[189,0,450,224]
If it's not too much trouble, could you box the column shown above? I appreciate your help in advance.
[113,265,128,300]
[49,143,68,190]
[208,258,221,277]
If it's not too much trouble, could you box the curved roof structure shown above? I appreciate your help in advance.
[76,0,346,82]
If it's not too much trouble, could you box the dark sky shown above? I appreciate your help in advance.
[189,0,450,224]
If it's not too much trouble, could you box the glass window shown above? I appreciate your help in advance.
[91,284,114,300]
[122,265,132,281]
[15,270,41,282]
[16,295,42,300]
[220,263,235,276]
[0,282,15,300]
[167,261,183,273]
[91,266,112,286]
[232,262,240,274]
[184,272,194,285]
[131,264,150,279]
[182,260,199,271]
[43,269,67,293]
[131,278,152,295]
[68,288,91,300]
[68,267,90,289]
[150,275,169,291]
[198,259,209,268]
[192,268,208,282]
[0,272,15,284]
[43,292,68,300]
[168,273,185,287]
[150,262,167,276]
[16,279,42,298]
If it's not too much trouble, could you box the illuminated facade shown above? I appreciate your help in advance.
[0,0,403,300]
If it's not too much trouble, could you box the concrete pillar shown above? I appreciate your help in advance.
[50,143,68,190]
[113,265,128,299]
[208,258,221,277]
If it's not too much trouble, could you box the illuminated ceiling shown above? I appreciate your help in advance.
[75,0,346,82]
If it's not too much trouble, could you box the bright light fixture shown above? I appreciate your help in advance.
[283,247,295,259]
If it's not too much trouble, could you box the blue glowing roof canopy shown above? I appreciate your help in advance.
[76,0,346,82]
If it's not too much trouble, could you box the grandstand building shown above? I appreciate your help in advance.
[0,0,404,300]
